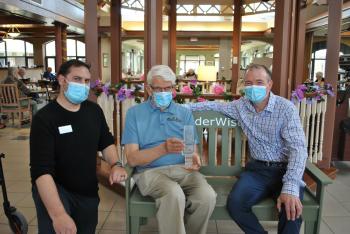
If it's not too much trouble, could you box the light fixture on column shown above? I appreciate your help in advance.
[7,26,20,38]
[197,65,217,93]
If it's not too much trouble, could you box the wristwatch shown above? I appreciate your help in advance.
[111,160,123,169]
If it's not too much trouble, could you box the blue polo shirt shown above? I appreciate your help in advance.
[122,99,198,172]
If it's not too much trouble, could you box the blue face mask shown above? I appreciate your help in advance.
[244,85,267,104]
[153,91,173,109]
[64,81,90,104]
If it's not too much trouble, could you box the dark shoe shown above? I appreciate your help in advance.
[0,124,6,129]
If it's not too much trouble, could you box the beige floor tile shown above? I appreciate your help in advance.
[0,207,36,225]
[323,216,350,234]
[216,220,243,233]
[206,220,218,233]
[322,191,350,217]
[326,180,350,203]
[0,192,28,206]
[98,186,119,212]
[28,225,38,234]
[319,220,335,234]
[0,223,12,234]
[97,211,110,229]
[7,181,32,193]
[101,211,126,230]
[16,193,36,208]
[342,202,350,213]
[111,194,126,211]
[99,229,126,234]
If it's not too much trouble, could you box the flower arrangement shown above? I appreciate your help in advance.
[90,80,142,103]
[291,82,334,103]
[212,84,225,95]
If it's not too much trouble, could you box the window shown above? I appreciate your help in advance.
[44,39,86,73]
[0,39,34,68]
[179,55,206,75]
[310,49,343,80]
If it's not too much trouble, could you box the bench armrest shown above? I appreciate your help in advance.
[305,161,333,203]
[305,161,333,186]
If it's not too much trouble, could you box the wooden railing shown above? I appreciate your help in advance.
[97,90,328,164]
[294,97,328,163]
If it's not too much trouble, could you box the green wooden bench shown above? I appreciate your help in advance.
[125,111,333,234]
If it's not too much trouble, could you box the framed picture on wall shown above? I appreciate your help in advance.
[103,53,109,67]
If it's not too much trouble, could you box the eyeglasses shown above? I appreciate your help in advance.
[150,85,173,92]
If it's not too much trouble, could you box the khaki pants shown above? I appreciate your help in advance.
[134,165,216,234]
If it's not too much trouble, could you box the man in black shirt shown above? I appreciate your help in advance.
[30,59,127,234]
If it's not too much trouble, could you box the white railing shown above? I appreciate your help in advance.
[294,96,327,163]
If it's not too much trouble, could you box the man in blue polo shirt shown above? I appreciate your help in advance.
[122,65,216,234]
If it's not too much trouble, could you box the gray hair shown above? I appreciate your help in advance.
[147,65,176,85]
[244,64,272,81]
[7,67,18,77]
[316,71,323,78]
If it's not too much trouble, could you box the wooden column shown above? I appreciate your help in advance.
[272,0,294,97]
[84,0,99,102]
[111,0,122,84]
[110,0,122,145]
[303,32,314,81]
[292,0,307,91]
[54,21,67,71]
[144,0,163,74]
[168,0,177,72]
[231,0,242,93]
[319,0,343,168]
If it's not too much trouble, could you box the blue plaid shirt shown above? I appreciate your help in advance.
[186,92,307,197]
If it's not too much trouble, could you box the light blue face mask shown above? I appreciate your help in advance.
[153,91,173,109]
[64,81,90,104]
[244,85,267,104]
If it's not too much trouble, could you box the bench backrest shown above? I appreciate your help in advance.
[193,111,243,177]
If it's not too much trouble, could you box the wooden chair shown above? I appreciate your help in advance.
[0,84,32,128]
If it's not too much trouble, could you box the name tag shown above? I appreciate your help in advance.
[58,125,73,134]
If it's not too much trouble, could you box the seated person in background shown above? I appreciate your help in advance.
[43,67,56,81]
[18,68,30,84]
[315,71,325,86]
[3,67,39,114]
[122,65,216,234]
[185,68,197,80]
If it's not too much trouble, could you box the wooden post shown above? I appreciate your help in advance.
[272,0,294,97]
[168,0,177,72]
[54,22,67,71]
[319,0,343,168]
[231,0,242,94]
[144,0,163,99]
[110,0,122,145]
[84,0,99,102]
[292,0,307,91]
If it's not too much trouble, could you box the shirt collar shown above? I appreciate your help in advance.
[147,98,176,114]
[265,92,276,113]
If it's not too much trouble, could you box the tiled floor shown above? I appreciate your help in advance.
[0,123,350,233]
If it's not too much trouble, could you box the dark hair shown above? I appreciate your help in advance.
[245,64,272,81]
[57,59,91,77]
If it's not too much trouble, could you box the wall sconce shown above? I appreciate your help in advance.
[7,26,20,38]
[197,65,217,93]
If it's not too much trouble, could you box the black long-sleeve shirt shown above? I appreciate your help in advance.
[30,100,114,197]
